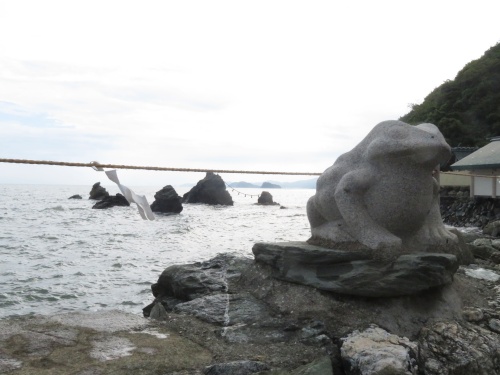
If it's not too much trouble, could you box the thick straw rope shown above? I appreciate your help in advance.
[0,158,322,176]
[1,158,494,178]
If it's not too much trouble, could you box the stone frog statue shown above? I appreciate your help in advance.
[307,120,458,261]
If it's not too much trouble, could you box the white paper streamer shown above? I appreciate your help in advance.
[104,169,155,221]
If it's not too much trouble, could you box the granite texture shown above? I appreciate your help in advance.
[307,120,459,262]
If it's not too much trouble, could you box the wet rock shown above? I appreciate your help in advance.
[150,185,183,214]
[152,263,226,301]
[204,360,270,375]
[440,195,500,230]
[469,238,500,264]
[257,191,279,205]
[341,325,417,375]
[484,220,500,236]
[290,356,333,375]
[68,194,82,199]
[182,172,233,205]
[252,241,459,297]
[92,193,130,209]
[418,321,500,375]
[0,311,211,374]
[462,307,484,322]
[89,182,109,200]
[173,292,276,327]
[489,318,500,334]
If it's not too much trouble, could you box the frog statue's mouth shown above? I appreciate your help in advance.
[410,142,451,167]
[406,122,451,167]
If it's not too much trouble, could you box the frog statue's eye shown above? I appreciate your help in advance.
[388,125,410,140]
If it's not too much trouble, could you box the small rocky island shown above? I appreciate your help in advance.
[182,172,233,206]
[88,182,130,210]
[257,191,279,206]
[150,185,183,214]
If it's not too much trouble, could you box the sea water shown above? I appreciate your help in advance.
[0,184,312,318]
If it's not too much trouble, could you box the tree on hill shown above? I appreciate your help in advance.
[400,42,500,147]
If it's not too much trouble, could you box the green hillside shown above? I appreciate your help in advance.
[400,43,500,147]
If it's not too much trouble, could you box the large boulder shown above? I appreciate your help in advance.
[252,241,459,297]
[182,172,233,205]
[257,191,279,205]
[89,182,109,200]
[150,185,183,214]
[418,321,500,375]
[92,194,130,209]
[483,220,500,236]
[341,325,418,375]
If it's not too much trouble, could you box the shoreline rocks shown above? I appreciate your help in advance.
[182,172,233,206]
[440,187,500,230]
[141,246,500,374]
[2,242,500,374]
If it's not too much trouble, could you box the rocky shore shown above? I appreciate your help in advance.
[440,186,500,229]
[3,232,500,374]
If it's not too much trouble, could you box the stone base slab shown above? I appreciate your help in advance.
[252,241,459,297]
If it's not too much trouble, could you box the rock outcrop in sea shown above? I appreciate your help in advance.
[150,185,183,214]
[182,172,233,206]
[88,182,109,200]
[91,193,130,209]
[257,191,279,205]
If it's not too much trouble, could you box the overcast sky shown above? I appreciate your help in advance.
[1,1,499,187]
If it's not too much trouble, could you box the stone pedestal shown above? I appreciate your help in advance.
[252,241,459,297]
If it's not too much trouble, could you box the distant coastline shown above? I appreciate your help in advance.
[181,177,318,189]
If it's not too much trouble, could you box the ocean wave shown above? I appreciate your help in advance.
[41,205,65,212]
[0,184,312,318]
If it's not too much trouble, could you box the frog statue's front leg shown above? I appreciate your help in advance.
[408,176,457,252]
[333,169,402,261]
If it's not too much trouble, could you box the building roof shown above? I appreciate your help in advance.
[451,146,479,161]
[451,140,500,171]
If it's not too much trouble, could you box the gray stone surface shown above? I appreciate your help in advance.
[91,193,130,209]
[306,120,460,262]
[88,182,109,200]
[341,325,417,375]
[182,172,233,206]
[418,321,500,375]
[5,251,500,374]
[150,185,183,214]
[483,220,500,236]
[252,241,458,297]
[257,191,279,205]
[204,360,270,375]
